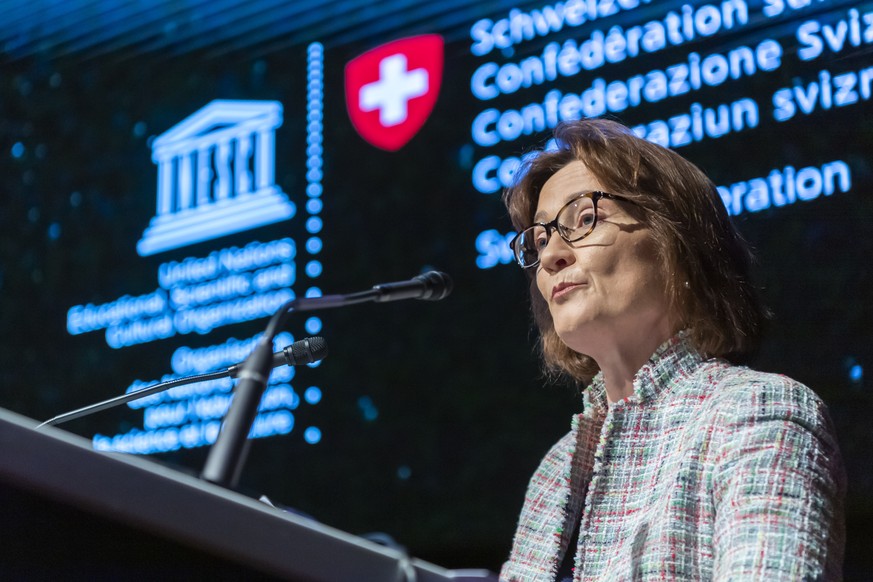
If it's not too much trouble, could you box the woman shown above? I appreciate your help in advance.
[500,119,845,581]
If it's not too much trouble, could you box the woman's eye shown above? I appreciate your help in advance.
[580,211,595,227]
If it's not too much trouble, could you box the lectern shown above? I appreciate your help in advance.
[0,407,496,581]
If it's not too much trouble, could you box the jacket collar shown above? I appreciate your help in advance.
[583,330,704,414]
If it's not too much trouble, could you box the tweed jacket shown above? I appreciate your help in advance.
[501,333,845,581]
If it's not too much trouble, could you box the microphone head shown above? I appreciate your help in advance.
[413,271,453,301]
[285,336,329,365]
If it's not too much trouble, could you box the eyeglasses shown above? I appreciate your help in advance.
[509,191,632,269]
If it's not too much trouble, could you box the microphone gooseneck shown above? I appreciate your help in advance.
[38,337,328,429]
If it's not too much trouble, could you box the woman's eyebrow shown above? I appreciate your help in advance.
[533,191,594,222]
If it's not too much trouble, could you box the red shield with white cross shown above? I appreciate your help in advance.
[345,35,443,151]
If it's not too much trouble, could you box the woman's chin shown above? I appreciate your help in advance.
[556,326,599,356]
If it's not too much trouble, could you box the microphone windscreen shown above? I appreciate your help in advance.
[414,271,453,301]
[286,336,329,365]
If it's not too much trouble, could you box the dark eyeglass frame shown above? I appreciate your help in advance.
[509,191,633,269]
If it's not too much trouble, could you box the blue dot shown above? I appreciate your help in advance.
[357,396,379,422]
[304,426,322,444]
[305,286,322,298]
[306,199,323,214]
[11,142,24,158]
[306,237,323,254]
[305,316,322,334]
[47,223,61,240]
[850,364,863,382]
[307,183,322,197]
[397,465,412,480]
[305,260,322,278]
[304,386,322,404]
[307,168,323,182]
[306,217,323,234]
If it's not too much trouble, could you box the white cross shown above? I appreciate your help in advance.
[359,54,428,127]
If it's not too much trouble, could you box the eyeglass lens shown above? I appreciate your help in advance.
[514,194,597,267]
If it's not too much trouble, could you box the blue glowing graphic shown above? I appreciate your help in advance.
[77,43,331,453]
[68,238,297,346]
[305,316,322,335]
[306,216,323,233]
[717,161,851,216]
[11,142,24,158]
[304,426,322,444]
[91,330,310,454]
[466,5,858,269]
[850,364,863,383]
[307,167,323,182]
[306,236,323,254]
[47,223,61,240]
[306,198,323,214]
[137,100,295,256]
[357,396,379,422]
[475,229,516,269]
[304,386,322,405]
[305,260,323,278]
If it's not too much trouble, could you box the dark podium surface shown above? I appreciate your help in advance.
[0,407,497,581]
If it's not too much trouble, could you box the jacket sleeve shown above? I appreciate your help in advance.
[711,374,845,581]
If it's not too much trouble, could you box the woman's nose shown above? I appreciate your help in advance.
[538,230,575,272]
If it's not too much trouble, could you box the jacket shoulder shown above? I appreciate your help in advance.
[703,365,833,437]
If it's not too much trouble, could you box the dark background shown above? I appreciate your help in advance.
[0,0,870,577]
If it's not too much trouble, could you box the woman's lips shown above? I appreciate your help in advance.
[552,281,586,300]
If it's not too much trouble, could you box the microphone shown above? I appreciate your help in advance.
[37,337,328,429]
[372,271,453,302]
[289,270,454,311]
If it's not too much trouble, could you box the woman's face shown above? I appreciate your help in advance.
[534,161,675,359]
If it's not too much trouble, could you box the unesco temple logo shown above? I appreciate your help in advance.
[137,100,296,256]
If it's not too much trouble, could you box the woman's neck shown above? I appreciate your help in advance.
[595,325,675,403]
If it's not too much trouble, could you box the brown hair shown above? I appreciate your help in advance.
[503,118,766,383]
